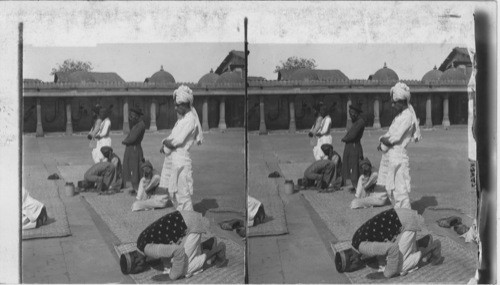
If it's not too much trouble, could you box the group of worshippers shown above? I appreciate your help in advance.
[303,82,443,278]
[302,82,421,209]
[76,85,228,280]
[302,98,367,193]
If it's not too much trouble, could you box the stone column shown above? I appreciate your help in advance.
[259,95,267,134]
[123,98,130,133]
[443,94,450,129]
[425,94,433,128]
[149,99,157,131]
[218,96,227,130]
[346,97,352,130]
[202,97,209,131]
[373,95,381,129]
[65,98,73,135]
[35,98,44,137]
[289,95,296,133]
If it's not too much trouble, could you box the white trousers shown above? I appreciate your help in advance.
[92,137,112,163]
[181,233,207,278]
[385,153,411,209]
[397,231,422,273]
[313,135,333,161]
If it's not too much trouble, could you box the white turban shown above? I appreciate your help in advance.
[173,85,204,145]
[390,82,422,142]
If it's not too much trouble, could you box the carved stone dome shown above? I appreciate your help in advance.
[370,63,399,81]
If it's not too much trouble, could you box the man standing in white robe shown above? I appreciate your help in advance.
[378,82,421,209]
[313,106,333,161]
[160,85,203,211]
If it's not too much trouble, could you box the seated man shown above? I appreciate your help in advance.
[346,208,443,278]
[132,160,169,212]
[350,158,388,209]
[135,210,227,280]
[22,187,48,230]
[301,144,342,192]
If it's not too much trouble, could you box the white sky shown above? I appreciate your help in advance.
[25,42,463,82]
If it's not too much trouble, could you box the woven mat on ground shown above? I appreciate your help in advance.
[84,192,244,283]
[22,198,71,240]
[331,235,478,284]
[114,241,244,284]
[303,191,392,241]
[248,163,288,237]
[84,193,169,243]
[57,165,91,185]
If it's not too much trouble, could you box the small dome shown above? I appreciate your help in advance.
[422,66,443,82]
[370,63,399,81]
[198,69,220,86]
[215,71,243,84]
[439,67,468,82]
[147,66,175,83]
[289,68,319,81]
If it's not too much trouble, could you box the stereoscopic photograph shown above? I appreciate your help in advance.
[17,3,246,284]
[0,1,496,284]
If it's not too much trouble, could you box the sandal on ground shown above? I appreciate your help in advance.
[219,219,243,231]
[436,216,462,228]
[454,224,470,235]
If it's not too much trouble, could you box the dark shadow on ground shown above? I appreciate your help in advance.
[194,199,219,216]
[44,217,57,226]
[411,196,438,215]
[259,215,274,225]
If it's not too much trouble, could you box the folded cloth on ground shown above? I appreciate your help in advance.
[268,171,281,178]
[47,173,60,180]
[132,195,170,212]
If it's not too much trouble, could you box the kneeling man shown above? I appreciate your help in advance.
[135,210,227,280]
[302,144,342,192]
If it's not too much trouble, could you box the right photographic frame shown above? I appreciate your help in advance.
[245,2,496,284]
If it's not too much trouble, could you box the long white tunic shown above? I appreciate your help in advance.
[160,111,198,211]
[379,109,415,208]
[92,118,112,163]
[22,188,44,230]
[313,115,333,160]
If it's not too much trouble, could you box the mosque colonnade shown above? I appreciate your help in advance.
[23,81,467,136]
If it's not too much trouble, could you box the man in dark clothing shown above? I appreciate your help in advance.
[101,146,124,191]
[301,144,343,192]
[341,103,366,189]
[122,107,146,193]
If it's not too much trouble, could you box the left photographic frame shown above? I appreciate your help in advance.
[17,3,246,283]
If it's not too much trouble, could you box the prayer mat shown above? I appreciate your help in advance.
[114,240,244,283]
[22,165,72,240]
[248,163,288,237]
[84,191,244,283]
[331,235,478,284]
[22,198,71,240]
[57,165,91,185]
[303,191,392,241]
